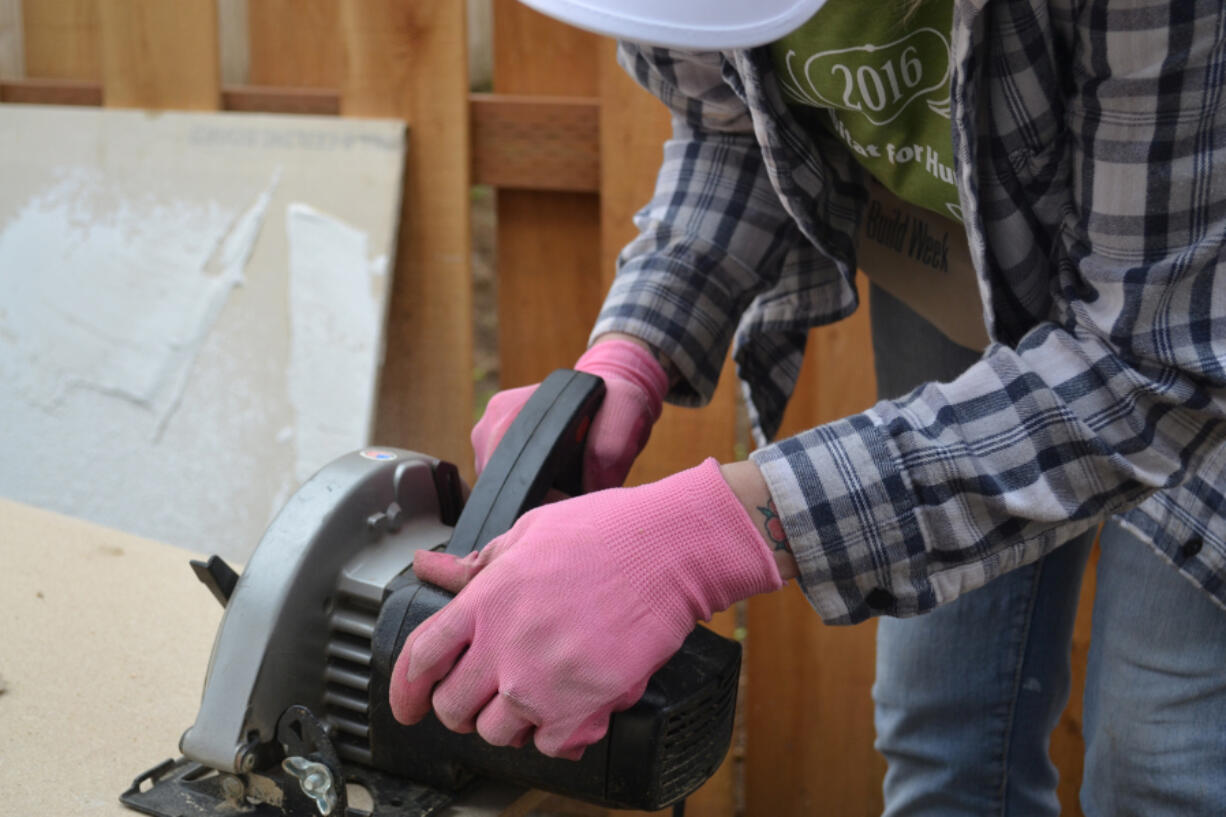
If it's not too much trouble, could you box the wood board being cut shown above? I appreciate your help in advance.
[0,499,545,816]
[0,104,406,562]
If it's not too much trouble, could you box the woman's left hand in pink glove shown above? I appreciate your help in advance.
[387,459,783,760]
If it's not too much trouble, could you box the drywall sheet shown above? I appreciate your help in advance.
[0,105,405,561]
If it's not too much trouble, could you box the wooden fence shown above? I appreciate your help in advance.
[0,2,1095,814]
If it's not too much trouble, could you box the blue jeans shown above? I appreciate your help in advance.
[868,286,1226,816]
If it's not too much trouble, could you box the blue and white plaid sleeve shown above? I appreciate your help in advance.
[753,0,1226,624]
[590,45,814,406]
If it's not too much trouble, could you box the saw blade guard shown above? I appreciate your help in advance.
[178,446,460,773]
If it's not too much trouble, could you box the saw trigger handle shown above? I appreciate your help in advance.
[444,369,604,556]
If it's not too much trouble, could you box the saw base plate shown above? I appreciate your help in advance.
[121,756,457,817]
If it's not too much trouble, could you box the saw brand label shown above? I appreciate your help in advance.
[360,449,397,461]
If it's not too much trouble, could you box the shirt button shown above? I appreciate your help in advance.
[1181,536,1204,560]
[866,588,895,611]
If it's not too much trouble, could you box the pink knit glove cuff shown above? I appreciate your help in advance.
[597,457,784,639]
[574,339,669,423]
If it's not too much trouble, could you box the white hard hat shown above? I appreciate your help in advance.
[518,0,828,49]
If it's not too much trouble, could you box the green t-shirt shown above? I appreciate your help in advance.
[770,0,961,222]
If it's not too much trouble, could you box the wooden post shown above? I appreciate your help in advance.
[249,0,341,87]
[744,279,887,816]
[255,1,476,475]
[98,0,220,109]
[338,0,473,474]
[492,0,602,386]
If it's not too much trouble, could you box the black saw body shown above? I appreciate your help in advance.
[122,370,741,817]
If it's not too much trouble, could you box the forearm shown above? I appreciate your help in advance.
[720,460,799,582]
[750,316,1226,625]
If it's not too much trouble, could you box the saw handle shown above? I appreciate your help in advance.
[444,369,605,556]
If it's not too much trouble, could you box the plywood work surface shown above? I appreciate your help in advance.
[0,498,543,817]
[0,498,224,815]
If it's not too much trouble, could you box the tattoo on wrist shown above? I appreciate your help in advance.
[757,499,792,553]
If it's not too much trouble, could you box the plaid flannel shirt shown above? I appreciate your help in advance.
[590,0,1226,624]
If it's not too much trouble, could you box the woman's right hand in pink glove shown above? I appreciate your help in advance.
[388,458,783,759]
[471,338,670,492]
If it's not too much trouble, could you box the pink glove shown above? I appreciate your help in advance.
[388,458,782,759]
[471,339,669,492]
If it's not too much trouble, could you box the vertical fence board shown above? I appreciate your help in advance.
[745,278,885,816]
[595,37,739,817]
[249,0,341,87]
[1054,545,1098,817]
[495,193,605,382]
[98,0,219,109]
[339,0,473,473]
[492,0,601,388]
[21,0,99,80]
